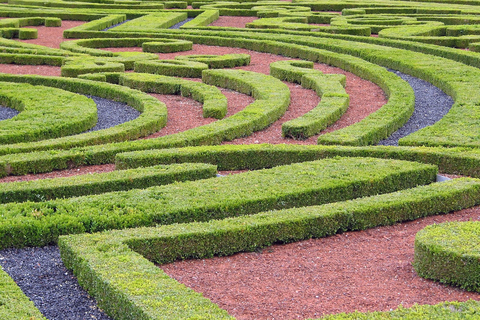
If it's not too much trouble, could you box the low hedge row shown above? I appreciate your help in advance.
[285,73,349,139]
[61,51,158,77]
[269,60,349,139]
[0,163,217,204]
[62,14,126,34]
[179,9,219,28]
[57,178,480,320]
[120,72,228,119]
[0,157,437,248]
[321,300,480,319]
[414,221,480,292]
[8,0,166,9]
[142,39,192,53]
[114,143,480,177]
[60,37,192,56]
[0,70,290,175]
[0,82,98,144]
[0,266,46,319]
[152,27,480,148]
[108,12,187,32]
[175,53,251,68]
[0,74,167,157]
[134,59,208,77]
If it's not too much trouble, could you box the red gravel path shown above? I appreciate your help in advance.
[3,19,479,320]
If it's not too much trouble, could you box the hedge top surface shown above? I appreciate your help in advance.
[415,221,480,257]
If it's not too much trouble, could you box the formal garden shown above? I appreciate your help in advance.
[1,0,480,318]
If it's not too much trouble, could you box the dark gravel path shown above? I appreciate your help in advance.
[0,246,112,320]
[0,106,19,120]
[0,71,456,320]
[378,69,454,146]
[86,95,140,132]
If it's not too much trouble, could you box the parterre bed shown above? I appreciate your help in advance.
[1,17,479,320]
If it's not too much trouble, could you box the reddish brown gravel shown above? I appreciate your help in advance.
[161,208,480,319]
[3,20,479,320]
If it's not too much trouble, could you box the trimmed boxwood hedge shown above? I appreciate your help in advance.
[114,143,480,178]
[0,266,46,319]
[175,53,251,68]
[58,178,480,320]
[414,221,480,292]
[0,73,167,157]
[120,72,228,119]
[269,60,349,139]
[0,157,437,248]
[0,82,98,144]
[0,163,217,203]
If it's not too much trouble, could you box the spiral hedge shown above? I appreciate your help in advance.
[0,0,480,318]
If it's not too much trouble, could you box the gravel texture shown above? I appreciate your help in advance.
[85,95,140,132]
[0,106,19,120]
[0,246,112,320]
[170,18,194,29]
[378,69,454,146]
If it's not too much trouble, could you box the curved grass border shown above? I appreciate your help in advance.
[414,221,480,292]
[0,73,167,156]
[269,60,350,139]
[120,72,228,119]
[0,82,97,144]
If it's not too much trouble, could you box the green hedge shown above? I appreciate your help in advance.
[414,221,480,292]
[0,267,46,320]
[0,163,217,203]
[60,37,191,56]
[175,53,251,68]
[142,39,192,53]
[180,9,219,28]
[134,59,209,77]
[114,143,480,177]
[108,12,187,32]
[269,60,349,139]
[320,300,480,319]
[0,82,97,144]
[0,74,167,156]
[57,178,480,320]
[120,72,228,119]
[0,157,437,248]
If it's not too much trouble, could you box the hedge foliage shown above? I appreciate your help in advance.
[0,266,46,319]
[0,163,217,204]
[58,178,480,320]
[0,157,437,248]
[120,72,228,119]
[0,82,98,144]
[0,73,167,157]
[414,221,480,292]
[269,60,349,139]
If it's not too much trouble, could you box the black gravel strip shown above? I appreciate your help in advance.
[169,18,194,29]
[0,106,19,121]
[378,69,454,146]
[101,20,130,31]
[85,95,141,132]
[0,246,112,320]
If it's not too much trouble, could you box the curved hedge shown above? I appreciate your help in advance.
[120,72,228,119]
[414,221,480,292]
[58,177,480,320]
[0,82,97,144]
[0,73,167,156]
